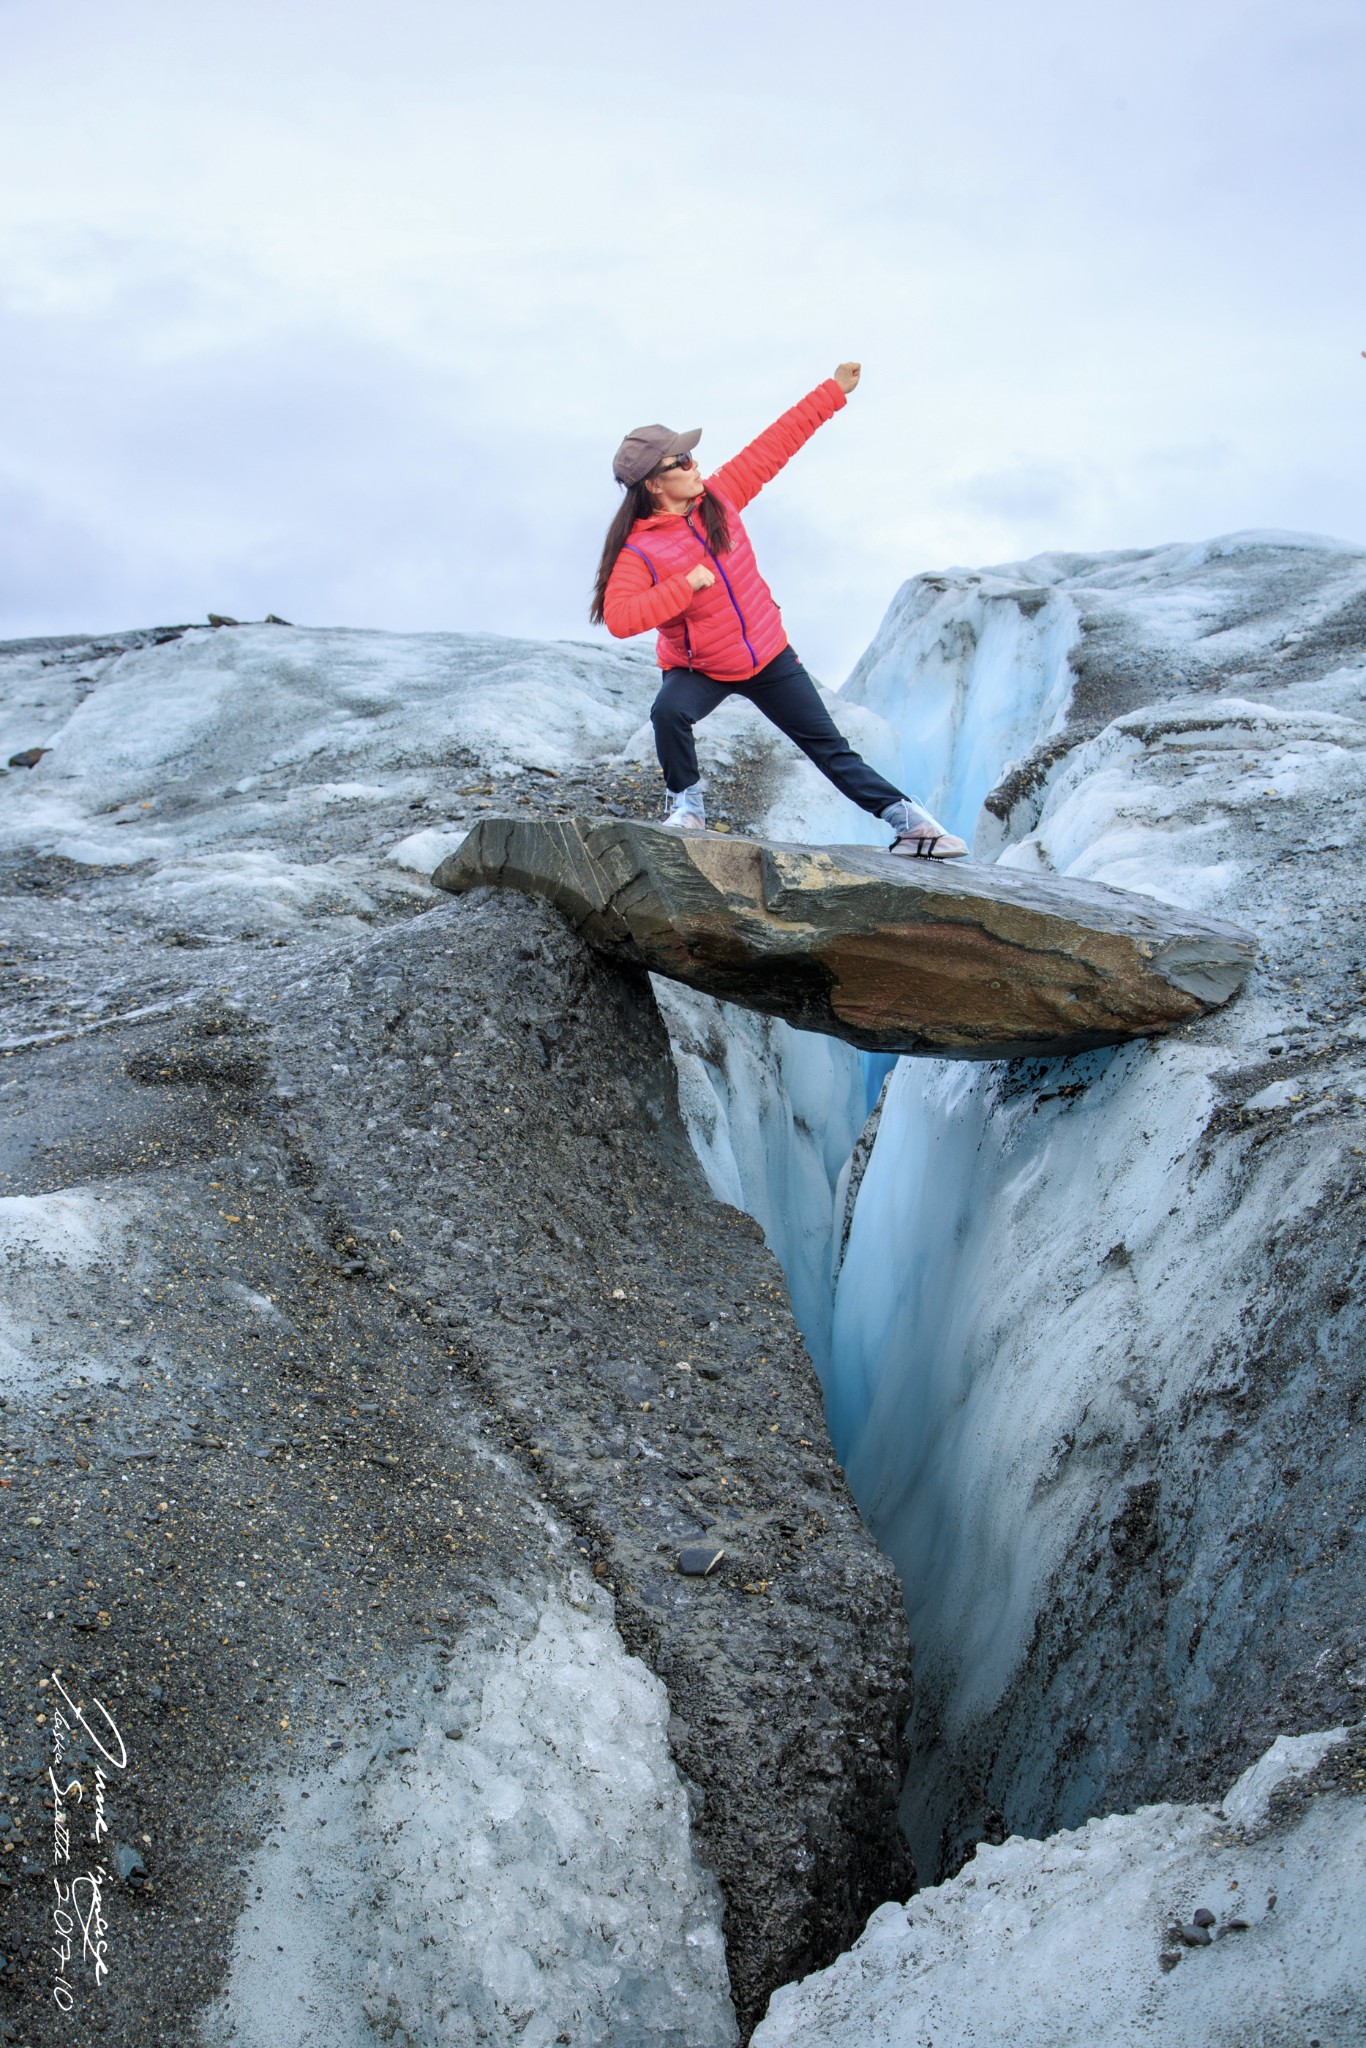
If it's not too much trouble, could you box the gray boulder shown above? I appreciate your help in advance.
[433,815,1255,1060]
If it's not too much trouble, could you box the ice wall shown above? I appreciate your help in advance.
[651,983,873,1365]
[819,534,1366,1875]
[838,567,1078,821]
[658,533,1366,1884]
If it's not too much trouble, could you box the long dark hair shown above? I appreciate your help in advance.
[589,471,731,625]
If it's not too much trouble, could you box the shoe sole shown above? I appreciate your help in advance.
[890,837,969,859]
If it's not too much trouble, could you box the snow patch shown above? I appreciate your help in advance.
[199,1582,736,2048]
[386,824,470,873]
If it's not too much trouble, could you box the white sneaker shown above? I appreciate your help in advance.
[662,785,706,832]
[881,797,968,859]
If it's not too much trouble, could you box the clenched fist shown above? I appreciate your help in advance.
[834,360,861,394]
[687,565,716,591]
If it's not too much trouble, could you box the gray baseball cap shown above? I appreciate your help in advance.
[612,423,702,487]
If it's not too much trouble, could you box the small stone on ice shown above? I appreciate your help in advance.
[1180,1922,1212,1946]
[678,1545,724,1577]
[1192,1906,1216,1927]
[1159,1952,1182,1972]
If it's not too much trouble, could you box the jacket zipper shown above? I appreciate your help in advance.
[687,509,759,672]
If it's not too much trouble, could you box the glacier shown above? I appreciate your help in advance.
[5,531,1364,2044]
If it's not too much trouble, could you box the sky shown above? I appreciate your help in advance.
[1,0,1363,680]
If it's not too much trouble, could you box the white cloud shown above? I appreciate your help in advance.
[0,0,1362,677]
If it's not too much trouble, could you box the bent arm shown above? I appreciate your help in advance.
[705,378,847,513]
[602,548,697,639]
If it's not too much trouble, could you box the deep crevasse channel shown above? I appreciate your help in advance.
[659,568,1078,1387]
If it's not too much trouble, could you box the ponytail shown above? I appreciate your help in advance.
[589,474,732,626]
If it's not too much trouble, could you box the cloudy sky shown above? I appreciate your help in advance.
[2,0,1362,678]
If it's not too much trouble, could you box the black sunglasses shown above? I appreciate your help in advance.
[657,451,697,473]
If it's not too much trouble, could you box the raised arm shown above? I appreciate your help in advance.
[706,363,860,513]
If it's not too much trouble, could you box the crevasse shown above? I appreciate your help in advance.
[668,531,1366,1888]
[664,567,1079,1380]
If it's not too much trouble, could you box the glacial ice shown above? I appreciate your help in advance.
[197,1581,737,2048]
[837,565,1077,826]
[752,1724,1366,2047]
[0,623,657,927]
[784,535,1366,1886]
[651,982,871,1364]
[832,680,1366,1859]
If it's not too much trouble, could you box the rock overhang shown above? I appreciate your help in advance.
[432,816,1258,1061]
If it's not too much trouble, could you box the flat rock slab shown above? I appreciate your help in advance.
[432,817,1257,1059]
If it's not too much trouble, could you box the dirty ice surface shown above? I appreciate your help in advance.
[0,1186,134,1392]
[0,624,657,936]
[198,1580,736,2048]
[0,622,739,2043]
[752,1726,1366,2047]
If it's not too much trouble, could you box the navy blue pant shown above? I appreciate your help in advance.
[650,645,906,819]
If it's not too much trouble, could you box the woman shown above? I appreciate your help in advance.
[590,363,968,858]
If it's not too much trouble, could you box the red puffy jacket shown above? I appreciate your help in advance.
[602,378,847,680]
